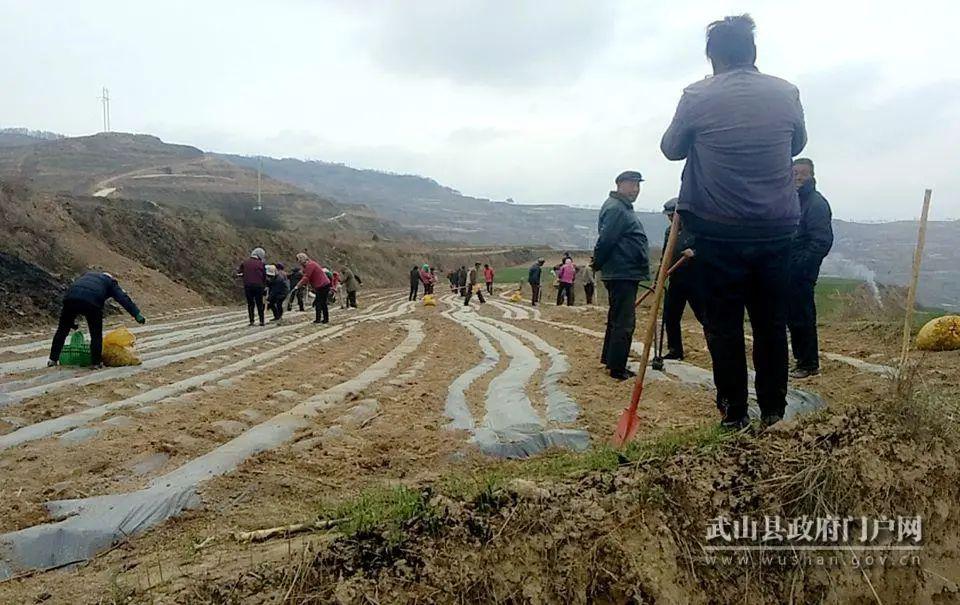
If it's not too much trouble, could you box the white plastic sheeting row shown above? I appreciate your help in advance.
[0,317,424,580]
[441,297,589,458]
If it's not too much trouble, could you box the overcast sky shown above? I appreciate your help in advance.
[2,0,958,220]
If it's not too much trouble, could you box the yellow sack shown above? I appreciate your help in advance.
[916,315,960,352]
[510,291,522,303]
[102,327,142,366]
[422,294,437,307]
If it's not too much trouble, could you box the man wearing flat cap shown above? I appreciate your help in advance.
[593,171,650,380]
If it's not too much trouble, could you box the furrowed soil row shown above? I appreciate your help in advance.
[0,301,422,578]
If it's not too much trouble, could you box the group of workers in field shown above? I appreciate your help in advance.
[44,14,834,433]
[45,251,363,369]
[236,249,361,326]
[584,14,833,430]
[408,265,438,301]
[526,253,597,308]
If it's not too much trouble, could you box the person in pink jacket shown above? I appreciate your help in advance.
[556,257,577,306]
[483,264,495,295]
[295,252,331,324]
[418,264,433,296]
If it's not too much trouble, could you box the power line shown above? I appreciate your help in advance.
[98,87,111,132]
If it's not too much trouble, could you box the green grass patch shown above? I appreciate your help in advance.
[495,264,534,285]
[814,276,863,317]
[305,426,739,545]
[435,424,735,504]
[322,485,430,542]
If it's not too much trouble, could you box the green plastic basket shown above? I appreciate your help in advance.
[59,330,91,366]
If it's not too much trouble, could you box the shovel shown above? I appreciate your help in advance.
[634,255,689,307]
[613,211,681,447]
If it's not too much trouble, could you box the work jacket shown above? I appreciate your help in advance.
[593,192,650,281]
[791,178,834,282]
[299,260,330,290]
[342,268,360,292]
[65,272,141,317]
[661,66,806,238]
[528,263,543,285]
[238,257,267,287]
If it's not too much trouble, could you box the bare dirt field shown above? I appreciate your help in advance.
[0,287,957,603]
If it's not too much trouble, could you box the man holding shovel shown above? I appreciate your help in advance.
[659,198,702,361]
[593,170,650,381]
[661,14,807,428]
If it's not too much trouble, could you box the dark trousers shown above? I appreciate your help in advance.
[556,282,574,306]
[268,296,285,321]
[601,280,639,373]
[347,290,357,308]
[464,286,486,305]
[409,282,419,301]
[662,275,703,358]
[530,283,540,305]
[584,282,595,305]
[245,284,265,325]
[314,285,331,323]
[286,287,305,311]
[788,275,820,370]
[425,283,434,295]
[696,237,791,420]
[50,299,103,365]
[485,281,493,295]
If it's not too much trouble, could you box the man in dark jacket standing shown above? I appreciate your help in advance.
[528,258,545,306]
[593,171,650,380]
[286,265,305,312]
[408,266,420,301]
[661,14,807,428]
[48,271,145,368]
[788,158,833,378]
[660,198,702,360]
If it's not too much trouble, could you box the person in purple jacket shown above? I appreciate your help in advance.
[660,14,807,429]
[237,247,267,327]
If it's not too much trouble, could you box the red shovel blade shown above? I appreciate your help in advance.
[612,408,640,447]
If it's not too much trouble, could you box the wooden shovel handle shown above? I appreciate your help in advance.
[622,212,682,434]
[634,255,689,307]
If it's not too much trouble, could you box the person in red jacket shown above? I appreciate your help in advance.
[237,247,267,326]
[418,264,432,296]
[295,252,331,324]
[483,264,495,295]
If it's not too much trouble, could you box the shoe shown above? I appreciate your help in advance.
[720,416,750,430]
[663,351,684,361]
[46,359,58,368]
[248,321,255,327]
[761,414,784,428]
[610,368,637,381]
[313,320,323,324]
[259,322,265,327]
[789,367,820,379]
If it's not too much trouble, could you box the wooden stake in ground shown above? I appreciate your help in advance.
[612,211,680,447]
[898,188,932,380]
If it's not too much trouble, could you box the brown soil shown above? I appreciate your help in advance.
[0,290,957,604]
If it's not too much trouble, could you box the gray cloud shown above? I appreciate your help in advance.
[368,0,619,86]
